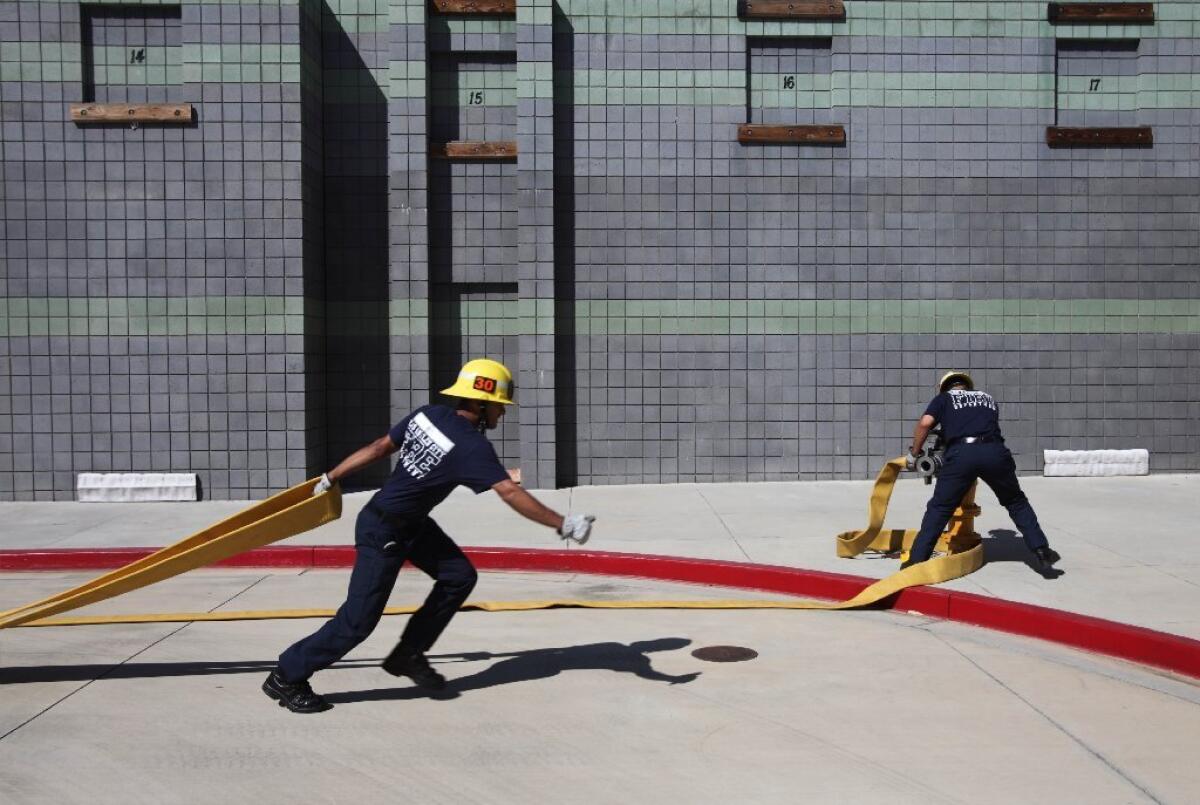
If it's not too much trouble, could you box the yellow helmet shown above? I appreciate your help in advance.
[937,371,974,393]
[441,358,515,405]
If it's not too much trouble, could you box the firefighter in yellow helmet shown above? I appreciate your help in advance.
[903,370,1060,573]
[263,358,596,713]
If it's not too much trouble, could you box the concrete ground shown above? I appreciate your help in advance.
[2,473,1198,637]
[2,569,1199,805]
[1,473,1198,803]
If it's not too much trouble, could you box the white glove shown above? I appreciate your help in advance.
[313,473,332,496]
[559,514,596,545]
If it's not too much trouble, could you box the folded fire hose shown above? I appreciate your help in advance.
[0,479,343,629]
[0,459,982,629]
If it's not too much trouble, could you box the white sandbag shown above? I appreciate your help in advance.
[77,473,199,502]
[1043,449,1149,477]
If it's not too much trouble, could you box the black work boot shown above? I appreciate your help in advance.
[1034,546,1062,570]
[382,644,447,690]
[262,670,332,713]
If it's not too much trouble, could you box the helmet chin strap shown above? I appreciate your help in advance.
[457,398,489,432]
[470,400,488,433]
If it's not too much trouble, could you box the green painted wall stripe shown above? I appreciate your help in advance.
[545,69,1197,109]
[350,64,1200,108]
[87,45,182,84]
[570,298,1200,336]
[0,297,307,337]
[388,59,426,99]
[1,298,1196,338]
[390,0,425,27]
[324,10,392,35]
[430,66,517,107]
[7,49,1198,99]
[184,43,296,63]
[38,0,205,4]
[430,88,517,107]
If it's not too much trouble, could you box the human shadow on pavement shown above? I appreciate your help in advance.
[0,658,381,685]
[983,529,1065,579]
[323,637,699,705]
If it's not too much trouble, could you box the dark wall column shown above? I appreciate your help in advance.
[388,0,431,426]
[515,0,556,488]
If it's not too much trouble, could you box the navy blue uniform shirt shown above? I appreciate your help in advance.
[370,404,509,517]
[924,389,1003,443]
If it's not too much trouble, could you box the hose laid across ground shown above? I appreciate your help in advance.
[0,479,342,630]
[2,459,981,629]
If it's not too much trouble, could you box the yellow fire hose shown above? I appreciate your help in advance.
[0,479,342,629]
[1,459,982,629]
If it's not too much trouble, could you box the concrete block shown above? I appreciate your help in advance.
[77,472,199,501]
[1043,449,1149,477]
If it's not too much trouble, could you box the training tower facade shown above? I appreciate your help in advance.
[1,0,1198,499]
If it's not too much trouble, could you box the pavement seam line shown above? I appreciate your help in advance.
[0,621,194,742]
[0,575,271,742]
[1154,566,1200,591]
[929,621,1200,708]
[693,486,752,561]
[208,574,272,613]
[931,631,1166,805]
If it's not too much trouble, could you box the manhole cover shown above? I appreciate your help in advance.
[691,645,758,663]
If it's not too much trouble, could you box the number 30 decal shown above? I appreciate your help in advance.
[473,376,497,393]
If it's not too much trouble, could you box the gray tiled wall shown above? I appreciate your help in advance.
[1,1,1197,499]
[1,0,323,499]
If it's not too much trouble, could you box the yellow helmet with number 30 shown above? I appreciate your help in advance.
[441,358,515,405]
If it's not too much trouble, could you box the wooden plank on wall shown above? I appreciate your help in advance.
[741,1,846,21]
[737,124,846,145]
[431,0,516,15]
[1048,3,1154,24]
[1046,126,1153,147]
[430,140,518,159]
[70,103,194,123]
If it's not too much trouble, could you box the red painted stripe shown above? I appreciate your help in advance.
[312,546,357,567]
[2,545,1196,679]
[0,547,155,570]
[945,592,1200,679]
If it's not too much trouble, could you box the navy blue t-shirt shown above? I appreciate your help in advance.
[924,389,1003,443]
[370,404,509,517]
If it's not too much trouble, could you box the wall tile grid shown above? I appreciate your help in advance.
[0,0,319,499]
[515,0,558,487]
[385,0,431,452]
[299,0,325,481]
[547,0,1199,482]
[321,0,392,487]
[426,43,522,468]
[1,0,1197,498]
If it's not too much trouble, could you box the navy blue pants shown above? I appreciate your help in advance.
[277,506,478,683]
[909,441,1049,564]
